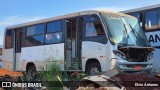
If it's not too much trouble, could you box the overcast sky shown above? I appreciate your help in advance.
[0,0,160,45]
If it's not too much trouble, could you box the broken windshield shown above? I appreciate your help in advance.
[102,14,150,46]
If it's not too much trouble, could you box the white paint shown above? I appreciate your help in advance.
[145,31,160,72]
[3,49,14,70]
[21,44,64,71]
[152,49,160,72]
[145,31,160,47]
[81,41,111,72]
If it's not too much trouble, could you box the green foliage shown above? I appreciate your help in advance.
[39,63,63,90]
[38,63,88,90]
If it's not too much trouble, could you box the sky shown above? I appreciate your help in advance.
[0,0,160,45]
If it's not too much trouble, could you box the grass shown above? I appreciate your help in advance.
[37,62,88,90]
[38,63,64,90]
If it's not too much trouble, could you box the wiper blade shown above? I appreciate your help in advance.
[122,23,129,46]
[120,17,129,46]
[128,23,148,47]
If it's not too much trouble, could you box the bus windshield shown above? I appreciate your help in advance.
[102,14,150,46]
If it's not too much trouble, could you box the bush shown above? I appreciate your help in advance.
[39,63,63,90]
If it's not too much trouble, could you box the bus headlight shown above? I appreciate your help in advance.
[147,52,153,60]
[113,50,126,60]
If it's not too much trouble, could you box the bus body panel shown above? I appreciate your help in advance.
[145,31,160,72]
[146,31,160,72]
[81,41,111,72]
[15,53,21,71]
[145,31,160,47]
[20,43,64,71]
[3,49,14,70]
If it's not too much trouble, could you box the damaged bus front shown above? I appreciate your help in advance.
[102,13,154,72]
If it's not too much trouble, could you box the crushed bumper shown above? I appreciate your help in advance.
[112,59,153,72]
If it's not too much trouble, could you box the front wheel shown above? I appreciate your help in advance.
[86,63,101,76]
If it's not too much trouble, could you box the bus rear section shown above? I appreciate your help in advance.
[2,10,154,75]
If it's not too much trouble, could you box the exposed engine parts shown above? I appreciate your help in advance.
[119,46,154,62]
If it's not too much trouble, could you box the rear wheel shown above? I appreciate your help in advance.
[26,66,37,80]
[86,63,101,76]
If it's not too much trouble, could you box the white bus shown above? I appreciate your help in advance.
[3,10,154,76]
[121,4,160,72]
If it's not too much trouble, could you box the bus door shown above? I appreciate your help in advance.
[65,17,83,70]
[14,28,23,71]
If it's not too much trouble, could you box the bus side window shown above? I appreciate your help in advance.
[15,28,23,53]
[85,15,105,37]
[83,15,107,44]
[45,20,63,44]
[145,11,158,30]
[5,30,13,49]
[25,24,45,46]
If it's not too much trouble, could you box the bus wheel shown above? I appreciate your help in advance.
[87,63,101,76]
[26,66,37,80]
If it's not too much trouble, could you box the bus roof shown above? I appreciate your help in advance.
[121,4,160,13]
[6,10,134,29]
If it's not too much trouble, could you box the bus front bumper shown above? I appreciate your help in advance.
[113,59,153,72]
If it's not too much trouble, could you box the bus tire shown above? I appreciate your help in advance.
[86,63,101,75]
[26,65,37,80]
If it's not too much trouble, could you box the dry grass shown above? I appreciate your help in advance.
[0,68,23,77]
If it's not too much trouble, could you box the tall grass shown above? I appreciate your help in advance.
[39,63,64,90]
[38,62,88,90]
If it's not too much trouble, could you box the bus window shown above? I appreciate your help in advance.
[25,24,45,46]
[5,30,13,49]
[45,20,62,44]
[15,29,23,53]
[85,15,105,37]
[145,11,158,30]
[26,24,44,36]
[83,15,107,44]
